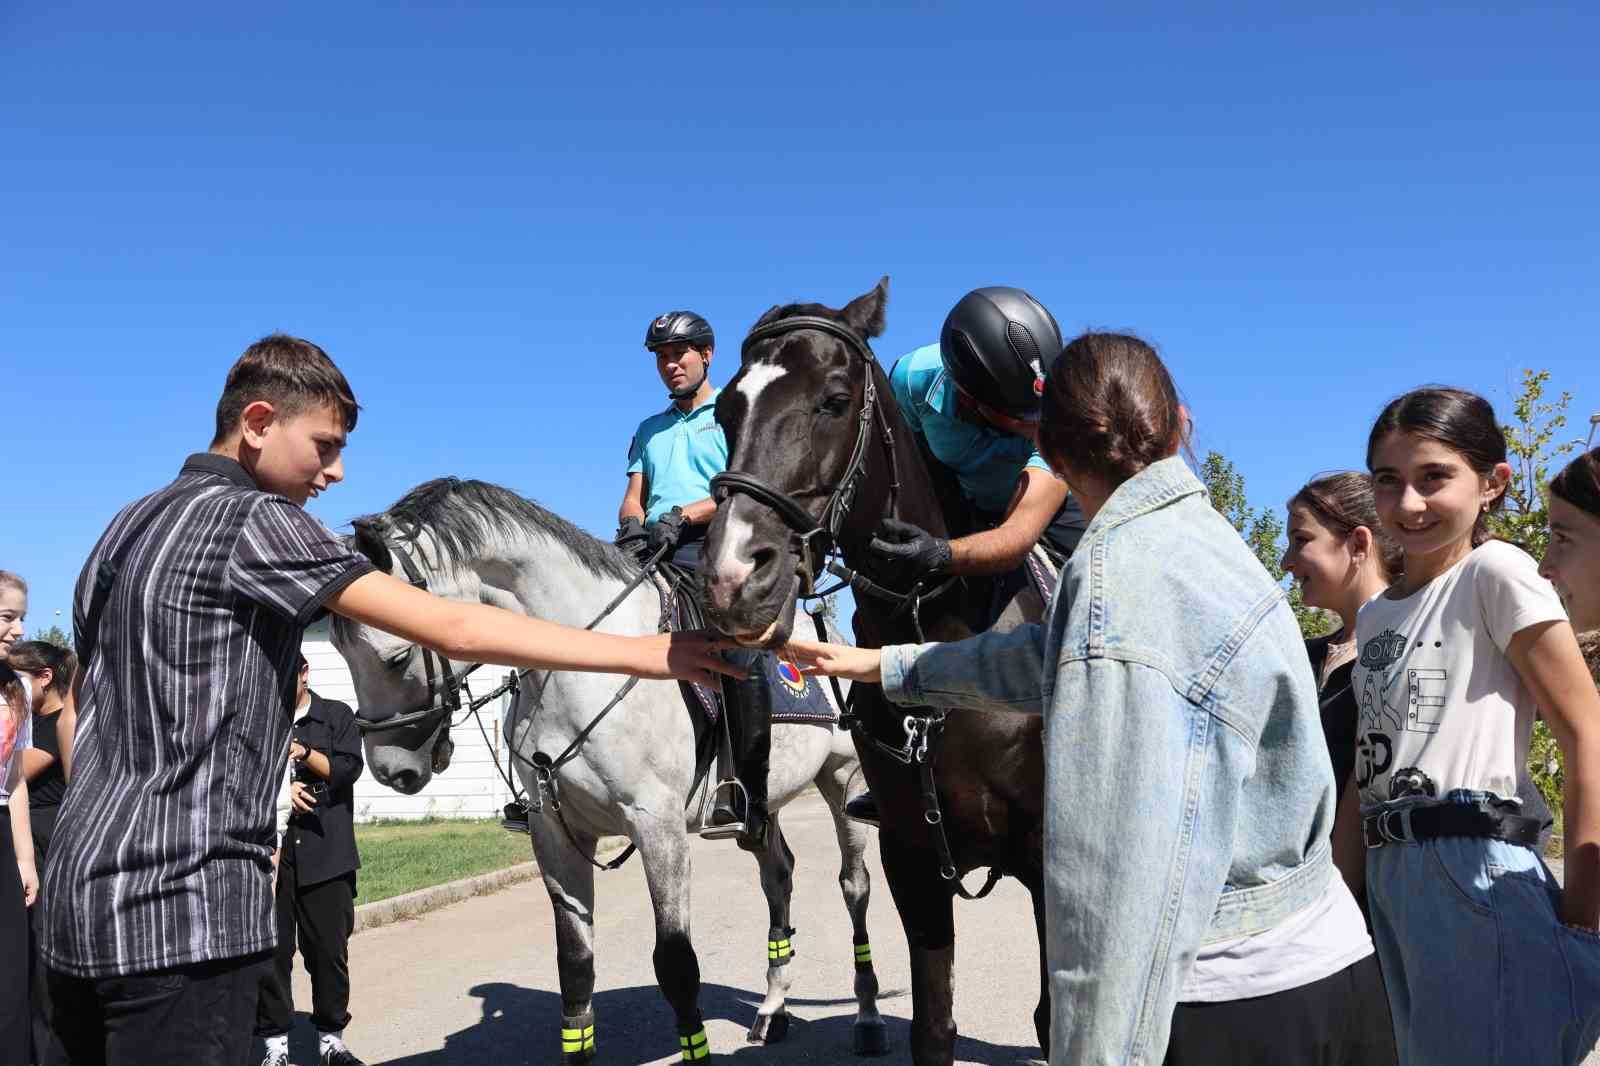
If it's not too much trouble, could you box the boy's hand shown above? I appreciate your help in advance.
[626,631,742,686]
[290,780,319,814]
[288,741,308,762]
[782,638,884,685]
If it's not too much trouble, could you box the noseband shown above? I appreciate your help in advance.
[354,531,480,751]
[710,315,901,596]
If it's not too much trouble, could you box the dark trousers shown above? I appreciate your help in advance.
[255,855,355,1037]
[1,820,28,1066]
[1164,953,1396,1066]
[29,834,63,1066]
[45,951,270,1066]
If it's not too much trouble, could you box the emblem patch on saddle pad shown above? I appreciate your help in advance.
[775,656,808,697]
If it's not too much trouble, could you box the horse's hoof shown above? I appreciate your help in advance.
[748,1009,790,1044]
[562,1049,596,1065]
[853,1019,889,1056]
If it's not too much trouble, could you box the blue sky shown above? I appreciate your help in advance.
[4,2,1597,630]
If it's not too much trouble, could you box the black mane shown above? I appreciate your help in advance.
[356,477,636,582]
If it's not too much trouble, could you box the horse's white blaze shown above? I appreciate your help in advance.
[736,363,788,404]
[705,512,757,611]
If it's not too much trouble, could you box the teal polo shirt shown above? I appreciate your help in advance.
[889,344,1052,515]
[626,389,729,524]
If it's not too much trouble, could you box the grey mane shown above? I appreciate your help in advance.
[358,477,637,583]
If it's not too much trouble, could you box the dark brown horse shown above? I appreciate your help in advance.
[699,278,1049,1065]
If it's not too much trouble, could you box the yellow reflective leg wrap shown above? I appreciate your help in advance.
[560,1022,595,1054]
[854,941,873,965]
[766,936,793,962]
[679,1027,710,1060]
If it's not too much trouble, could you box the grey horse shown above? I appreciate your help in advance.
[328,477,887,1063]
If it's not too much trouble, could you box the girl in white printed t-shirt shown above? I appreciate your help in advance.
[1349,387,1600,1066]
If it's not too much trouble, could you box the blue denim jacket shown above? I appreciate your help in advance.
[881,456,1337,1065]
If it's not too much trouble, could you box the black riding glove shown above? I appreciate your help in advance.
[648,506,688,556]
[614,516,650,563]
[868,518,952,582]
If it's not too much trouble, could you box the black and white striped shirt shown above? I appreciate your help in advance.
[43,454,373,977]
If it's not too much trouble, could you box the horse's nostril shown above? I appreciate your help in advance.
[750,546,777,573]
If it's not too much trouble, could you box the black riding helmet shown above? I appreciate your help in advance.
[939,287,1063,419]
[645,310,715,352]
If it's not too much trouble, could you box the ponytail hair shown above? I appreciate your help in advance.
[1366,387,1508,548]
[1038,332,1188,487]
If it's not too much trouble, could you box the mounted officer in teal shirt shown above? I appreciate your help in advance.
[847,286,1087,826]
[612,311,774,850]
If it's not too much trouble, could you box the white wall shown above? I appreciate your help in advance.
[302,618,518,823]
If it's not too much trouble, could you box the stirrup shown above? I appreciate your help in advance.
[501,798,532,835]
[699,777,749,841]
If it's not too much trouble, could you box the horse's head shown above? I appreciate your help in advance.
[331,499,481,795]
[701,277,891,646]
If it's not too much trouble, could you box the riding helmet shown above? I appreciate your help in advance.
[939,287,1063,418]
[644,310,715,352]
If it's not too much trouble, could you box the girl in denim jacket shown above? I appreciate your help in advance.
[791,334,1392,1066]
[1350,389,1600,1066]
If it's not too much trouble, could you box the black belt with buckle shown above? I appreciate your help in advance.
[1363,803,1543,849]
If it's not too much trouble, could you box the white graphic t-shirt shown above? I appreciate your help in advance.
[1352,540,1566,806]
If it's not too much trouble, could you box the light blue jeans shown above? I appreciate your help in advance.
[1366,792,1600,1066]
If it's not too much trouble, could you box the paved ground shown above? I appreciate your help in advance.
[282,794,1592,1066]
[287,792,1047,1065]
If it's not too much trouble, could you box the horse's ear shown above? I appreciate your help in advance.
[750,304,785,330]
[840,276,889,339]
[350,518,392,573]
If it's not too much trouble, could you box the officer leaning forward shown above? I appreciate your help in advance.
[613,311,774,850]
[844,286,1087,827]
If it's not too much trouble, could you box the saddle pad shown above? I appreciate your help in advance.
[657,571,833,729]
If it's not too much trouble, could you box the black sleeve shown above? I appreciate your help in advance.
[228,496,376,625]
[323,699,365,792]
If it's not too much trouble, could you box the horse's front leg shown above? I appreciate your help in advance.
[529,816,599,1065]
[814,746,887,1055]
[636,814,710,1061]
[880,831,958,1066]
[748,814,796,1044]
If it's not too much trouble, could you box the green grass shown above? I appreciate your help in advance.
[354,818,532,903]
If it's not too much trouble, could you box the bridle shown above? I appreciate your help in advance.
[709,315,902,597]
[353,530,481,756]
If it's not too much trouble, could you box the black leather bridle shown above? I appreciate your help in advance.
[710,315,901,596]
[354,530,480,753]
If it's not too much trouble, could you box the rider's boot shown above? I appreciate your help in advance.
[501,797,531,834]
[704,655,771,850]
[843,790,880,828]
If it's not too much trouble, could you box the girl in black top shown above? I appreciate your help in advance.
[1281,473,1400,907]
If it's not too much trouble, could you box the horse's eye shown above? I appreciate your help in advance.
[820,393,851,416]
[385,647,412,669]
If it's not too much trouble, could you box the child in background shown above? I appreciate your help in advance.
[1,570,39,1066]
[1541,447,1600,635]
[1353,388,1600,1065]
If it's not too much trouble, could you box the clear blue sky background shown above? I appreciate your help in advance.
[4,2,1596,631]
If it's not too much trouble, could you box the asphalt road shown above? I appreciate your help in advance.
[287,791,1047,1065]
[283,793,1593,1066]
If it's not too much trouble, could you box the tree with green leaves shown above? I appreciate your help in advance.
[1199,451,1333,638]
[1488,368,1578,559]
[1485,369,1585,825]
[31,624,72,650]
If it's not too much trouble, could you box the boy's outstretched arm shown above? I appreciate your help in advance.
[327,570,737,686]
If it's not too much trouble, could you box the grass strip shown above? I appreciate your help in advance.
[354,818,531,903]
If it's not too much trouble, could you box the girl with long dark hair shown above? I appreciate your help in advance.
[1354,388,1600,1065]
